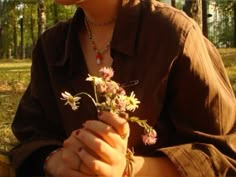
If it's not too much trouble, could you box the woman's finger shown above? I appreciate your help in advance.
[98,111,130,140]
[83,120,123,148]
[56,164,96,177]
[76,129,120,164]
[55,165,81,177]
[80,163,96,176]
[78,147,119,177]
[63,130,95,175]
[63,130,85,161]
[63,130,82,149]
[60,147,81,171]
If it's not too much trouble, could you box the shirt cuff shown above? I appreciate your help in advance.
[158,144,215,177]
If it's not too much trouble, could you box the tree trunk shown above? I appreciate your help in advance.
[0,27,2,58]
[202,0,208,37]
[53,2,59,24]
[0,1,2,39]
[13,6,18,59]
[183,0,203,30]
[30,5,36,47]
[13,18,18,58]
[20,17,25,59]
[20,6,25,59]
[171,0,176,8]
[38,0,46,36]
[234,2,236,47]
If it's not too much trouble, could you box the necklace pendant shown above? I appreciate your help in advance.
[96,53,102,65]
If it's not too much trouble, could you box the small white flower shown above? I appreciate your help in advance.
[86,74,104,86]
[85,74,93,81]
[126,91,140,112]
[61,91,81,111]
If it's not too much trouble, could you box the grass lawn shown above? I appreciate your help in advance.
[0,48,236,153]
[218,48,236,93]
[0,59,31,153]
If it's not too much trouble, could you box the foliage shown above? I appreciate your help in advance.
[161,0,236,47]
[208,0,236,47]
[0,59,31,152]
[218,48,236,92]
[0,0,76,59]
[46,1,76,27]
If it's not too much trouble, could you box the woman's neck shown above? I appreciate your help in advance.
[78,0,120,26]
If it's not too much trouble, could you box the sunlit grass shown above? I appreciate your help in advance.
[0,59,31,152]
[219,48,236,94]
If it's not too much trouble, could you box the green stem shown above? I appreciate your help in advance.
[93,81,99,104]
[75,92,98,107]
[128,116,152,131]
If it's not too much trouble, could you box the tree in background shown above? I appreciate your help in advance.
[38,0,46,36]
[177,0,235,47]
[183,0,203,30]
[234,1,236,46]
[171,0,176,7]
[202,0,208,37]
[0,0,75,59]
[182,0,208,37]
[19,2,25,59]
[208,0,235,47]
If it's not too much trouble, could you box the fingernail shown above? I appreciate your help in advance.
[98,111,103,117]
[78,147,83,152]
[75,129,80,135]
[119,112,129,119]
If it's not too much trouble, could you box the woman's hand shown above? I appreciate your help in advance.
[76,111,130,177]
[45,130,96,177]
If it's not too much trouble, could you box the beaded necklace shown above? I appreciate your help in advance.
[84,17,112,65]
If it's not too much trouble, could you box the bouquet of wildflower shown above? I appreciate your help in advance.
[61,67,157,145]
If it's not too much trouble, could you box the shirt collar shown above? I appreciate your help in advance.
[62,9,84,67]
[111,0,141,56]
[56,0,141,70]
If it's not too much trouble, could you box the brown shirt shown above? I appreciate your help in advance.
[10,0,236,176]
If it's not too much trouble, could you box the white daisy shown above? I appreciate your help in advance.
[61,91,81,111]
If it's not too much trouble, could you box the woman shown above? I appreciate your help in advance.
[10,0,236,176]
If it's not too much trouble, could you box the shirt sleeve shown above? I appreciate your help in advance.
[157,25,236,177]
[9,37,64,174]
